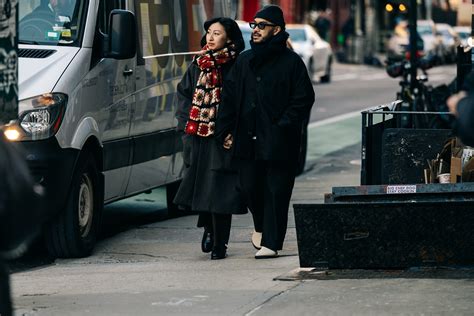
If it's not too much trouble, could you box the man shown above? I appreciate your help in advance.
[24,0,68,21]
[36,0,65,14]
[217,5,315,258]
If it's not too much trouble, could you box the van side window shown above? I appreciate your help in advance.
[91,0,125,68]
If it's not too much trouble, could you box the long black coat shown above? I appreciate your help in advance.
[216,38,315,162]
[456,94,474,146]
[455,71,474,146]
[173,62,246,214]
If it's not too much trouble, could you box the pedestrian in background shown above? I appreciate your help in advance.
[216,5,315,258]
[0,133,43,315]
[313,10,331,41]
[174,17,246,260]
[447,71,474,146]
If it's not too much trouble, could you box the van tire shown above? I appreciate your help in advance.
[45,153,103,258]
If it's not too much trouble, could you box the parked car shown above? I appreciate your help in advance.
[435,23,460,62]
[386,20,410,60]
[286,24,332,83]
[237,21,252,51]
[453,26,471,48]
[417,20,446,61]
[386,20,427,61]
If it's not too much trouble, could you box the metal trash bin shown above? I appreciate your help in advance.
[294,104,474,269]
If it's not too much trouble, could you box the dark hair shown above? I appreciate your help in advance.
[200,17,245,53]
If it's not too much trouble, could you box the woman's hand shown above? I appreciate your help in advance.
[223,134,233,149]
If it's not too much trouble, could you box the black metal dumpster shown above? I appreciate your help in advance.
[294,107,474,269]
[295,183,474,269]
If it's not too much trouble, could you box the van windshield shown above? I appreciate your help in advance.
[19,0,87,46]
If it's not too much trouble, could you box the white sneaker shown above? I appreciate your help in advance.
[251,231,262,250]
[255,246,278,259]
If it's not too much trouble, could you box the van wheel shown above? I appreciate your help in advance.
[45,153,103,258]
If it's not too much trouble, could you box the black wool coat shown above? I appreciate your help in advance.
[173,62,246,214]
[456,94,474,146]
[455,71,474,147]
[216,38,315,162]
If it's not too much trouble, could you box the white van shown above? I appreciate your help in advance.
[5,0,237,258]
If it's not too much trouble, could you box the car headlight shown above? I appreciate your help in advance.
[4,93,67,141]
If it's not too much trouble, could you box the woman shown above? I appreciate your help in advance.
[174,17,246,260]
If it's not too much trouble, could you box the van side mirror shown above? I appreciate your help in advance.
[104,9,137,59]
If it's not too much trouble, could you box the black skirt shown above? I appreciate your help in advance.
[173,134,247,215]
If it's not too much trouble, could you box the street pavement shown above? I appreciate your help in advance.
[11,74,474,315]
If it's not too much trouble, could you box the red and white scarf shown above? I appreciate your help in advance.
[185,44,237,137]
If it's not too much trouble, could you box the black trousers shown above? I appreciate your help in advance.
[0,260,12,316]
[197,213,232,247]
[238,160,296,251]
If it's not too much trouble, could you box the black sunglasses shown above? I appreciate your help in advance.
[249,21,277,30]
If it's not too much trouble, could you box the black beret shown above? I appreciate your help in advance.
[254,5,285,29]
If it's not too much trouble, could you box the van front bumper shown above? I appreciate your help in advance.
[13,138,80,215]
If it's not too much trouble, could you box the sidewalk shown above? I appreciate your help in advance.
[11,124,474,315]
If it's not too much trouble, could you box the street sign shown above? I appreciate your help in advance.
[0,0,17,126]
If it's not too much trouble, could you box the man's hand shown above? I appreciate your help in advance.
[447,91,467,117]
[223,134,233,149]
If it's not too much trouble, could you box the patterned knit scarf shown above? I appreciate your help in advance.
[185,44,237,137]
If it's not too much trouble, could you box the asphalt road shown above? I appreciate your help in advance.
[311,62,456,122]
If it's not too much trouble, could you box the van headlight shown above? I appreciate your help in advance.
[14,93,67,141]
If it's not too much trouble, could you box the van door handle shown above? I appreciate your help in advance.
[123,68,133,76]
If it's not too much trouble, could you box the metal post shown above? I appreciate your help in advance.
[0,0,18,127]
[409,0,418,97]
[472,0,474,70]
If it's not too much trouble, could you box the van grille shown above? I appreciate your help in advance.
[19,49,56,59]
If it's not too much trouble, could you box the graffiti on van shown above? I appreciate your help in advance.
[0,0,17,125]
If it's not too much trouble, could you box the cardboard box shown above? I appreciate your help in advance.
[451,157,462,183]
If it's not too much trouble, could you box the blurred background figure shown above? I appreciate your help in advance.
[447,72,474,146]
[341,15,354,49]
[313,9,331,42]
[0,133,44,316]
